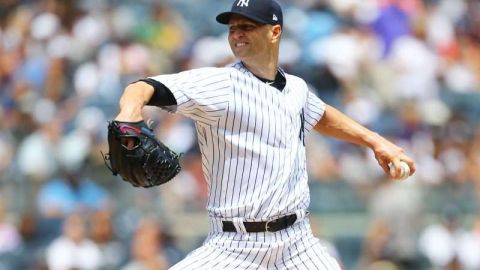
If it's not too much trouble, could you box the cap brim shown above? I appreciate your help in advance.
[216,11,270,25]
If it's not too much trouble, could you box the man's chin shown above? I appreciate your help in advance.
[232,49,251,58]
[234,54,252,62]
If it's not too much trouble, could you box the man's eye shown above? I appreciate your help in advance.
[245,25,257,30]
[229,25,256,32]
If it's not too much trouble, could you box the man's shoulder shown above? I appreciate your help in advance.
[183,66,228,74]
[284,72,307,87]
[178,65,235,78]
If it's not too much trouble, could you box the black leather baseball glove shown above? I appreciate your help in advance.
[102,120,181,188]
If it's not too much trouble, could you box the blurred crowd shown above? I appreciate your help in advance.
[0,0,479,269]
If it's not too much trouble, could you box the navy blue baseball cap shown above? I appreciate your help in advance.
[216,0,283,27]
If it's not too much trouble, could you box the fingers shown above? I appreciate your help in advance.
[127,139,136,150]
[404,158,416,176]
[390,158,402,178]
[121,138,137,150]
[372,136,416,179]
[396,155,415,176]
[386,156,416,179]
[378,159,391,176]
[376,152,416,179]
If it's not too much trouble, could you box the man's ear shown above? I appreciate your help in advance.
[271,25,282,42]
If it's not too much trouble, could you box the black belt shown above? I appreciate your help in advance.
[222,214,297,233]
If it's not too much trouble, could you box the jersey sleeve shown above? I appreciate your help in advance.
[304,90,326,133]
[149,67,232,125]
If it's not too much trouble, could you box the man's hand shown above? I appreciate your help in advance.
[371,136,416,180]
[102,121,181,188]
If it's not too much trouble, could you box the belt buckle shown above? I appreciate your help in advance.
[265,220,273,232]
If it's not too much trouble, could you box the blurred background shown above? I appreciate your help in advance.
[0,0,479,269]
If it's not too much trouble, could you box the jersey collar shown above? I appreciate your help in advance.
[239,61,286,91]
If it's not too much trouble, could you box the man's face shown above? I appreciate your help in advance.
[228,15,273,61]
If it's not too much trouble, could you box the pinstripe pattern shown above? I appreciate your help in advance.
[170,219,341,269]
[150,62,340,269]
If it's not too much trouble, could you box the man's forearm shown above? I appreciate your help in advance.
[314,105,380,148]
[116,82,155,122]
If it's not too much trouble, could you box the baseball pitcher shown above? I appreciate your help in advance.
[106,0,416,269]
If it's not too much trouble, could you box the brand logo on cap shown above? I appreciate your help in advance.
[273,14,278,21]
[237,0,250,7]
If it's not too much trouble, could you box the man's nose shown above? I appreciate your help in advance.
[230,30,245,40]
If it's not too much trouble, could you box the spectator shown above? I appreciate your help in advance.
[121,218,173,270]
[418,204,477,270]
[46,213,103,270]
[0,196,21,254]
[90,209,126,270]
[360,176,424,269]
[37,167,110,218]
[456,216,480,270]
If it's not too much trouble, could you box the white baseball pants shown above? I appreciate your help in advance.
[170,216,342,270]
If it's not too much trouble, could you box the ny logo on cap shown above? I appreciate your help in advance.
[237,0,250,7]
[273,14,278,21]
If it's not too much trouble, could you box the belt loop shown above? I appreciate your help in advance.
[232,217,247,234]
[295,209,306,223]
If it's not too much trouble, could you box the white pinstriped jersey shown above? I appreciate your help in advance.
[150,62,325,221]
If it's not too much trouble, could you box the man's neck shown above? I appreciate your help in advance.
[241,58,278,81]
[240,61,286,91]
